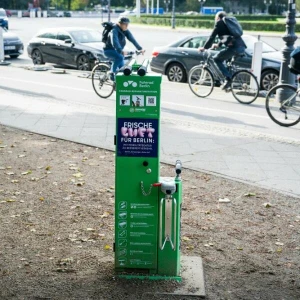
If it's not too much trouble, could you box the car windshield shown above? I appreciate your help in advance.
[69,30,102,43]
[243,35,277,54]
[0,10,6,16]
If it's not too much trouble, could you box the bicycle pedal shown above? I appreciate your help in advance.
[224,88,231,93]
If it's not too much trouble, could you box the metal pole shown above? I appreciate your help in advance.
[0,26,4,62]
[151,0,154,14]
[136,0,141,18]
[146,0,149,14]
[107,0,111,21]
[171,0,175,29]
[156,0,159,15]
[277,0,298,101]
[0,26,10,66]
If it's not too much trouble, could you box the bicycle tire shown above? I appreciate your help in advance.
[188,65,214,98]
[92,63,115,99]
[231,70,259,104]
[266,84,300,127]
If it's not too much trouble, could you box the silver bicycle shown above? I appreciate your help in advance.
[91,50,143,99]
[188,50,259,104]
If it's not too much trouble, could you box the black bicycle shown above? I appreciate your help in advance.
[265,75,300,127]
[188,50,259,104]
[91,50,143,99]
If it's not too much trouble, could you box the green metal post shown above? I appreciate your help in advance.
[114,65,182,280]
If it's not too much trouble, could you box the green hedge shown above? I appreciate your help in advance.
[131,16,300,32]
[139,14,284,21]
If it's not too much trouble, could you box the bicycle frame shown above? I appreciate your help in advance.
[200,50,237,83]
[281,78,300,113]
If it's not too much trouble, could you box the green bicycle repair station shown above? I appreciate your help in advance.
[114,60,183,280]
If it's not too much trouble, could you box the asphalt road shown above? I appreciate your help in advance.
[4,16,300,66]
[1,65,300,143]
[2,17,300,144]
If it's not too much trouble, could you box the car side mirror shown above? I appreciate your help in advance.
[64,39,72,44]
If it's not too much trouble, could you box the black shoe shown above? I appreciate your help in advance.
[222,79,232,90]
[108,72,115,81]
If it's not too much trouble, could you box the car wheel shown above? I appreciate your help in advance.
[166,63,187,83]
[10,55,19,59]
[32,49,44,65]
[77,55,91,71]
[261,70,279,91]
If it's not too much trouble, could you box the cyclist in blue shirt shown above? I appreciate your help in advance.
[104,17,145,79]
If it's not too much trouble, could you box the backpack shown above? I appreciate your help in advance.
[102,22,114,44]
[289,47,300,75]
[223,17,243,38]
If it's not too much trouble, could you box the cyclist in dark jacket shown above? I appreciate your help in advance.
[104,17,145,79]
[199,11,246,90]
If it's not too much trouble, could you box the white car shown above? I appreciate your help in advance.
[186,11,198,15]
[56,11,63,17]
[119,10,136,16]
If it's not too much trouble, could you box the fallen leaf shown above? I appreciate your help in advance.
[219,198,231,203]
[6,172,14,175]
[76,182,85,186]
[264,203,272,208]
[275,242,284,246]
[39,197,45,201]
[182,236,191,241]
[21,170,32,175]
[104,245,112,250]
[73,172,83,178]
[86,228,95,231]
[69,167,78,170]
[11,180,19,183]
[6,199,16,202]
[45,166,51,171]
[186,245,194,250]
[100,212,110,218]
[244,193,256,197]
[82,157,88,161]
[30,177,39,181]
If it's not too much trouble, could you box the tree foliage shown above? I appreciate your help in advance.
[0,0,297,14]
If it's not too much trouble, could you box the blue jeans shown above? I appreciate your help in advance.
[104,49,124,73]
[213,46,245,80]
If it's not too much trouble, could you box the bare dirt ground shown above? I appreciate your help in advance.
[0,124,299,300]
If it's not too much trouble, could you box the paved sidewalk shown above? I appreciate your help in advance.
[1,83,300,197]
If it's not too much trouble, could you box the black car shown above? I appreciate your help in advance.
[27,28,105,71]
[150,34,282,91]
[63,11,72,17]
[3,27,24,59]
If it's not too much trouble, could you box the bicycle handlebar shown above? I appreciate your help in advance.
[127,50,145,56]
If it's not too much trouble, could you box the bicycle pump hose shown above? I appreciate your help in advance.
[123,59,136,76]
[137,59,149,77]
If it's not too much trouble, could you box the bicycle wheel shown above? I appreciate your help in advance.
[266,84,300,127]
[231,70,259,104]
[188,66,214,98]
[92,63,114,98]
